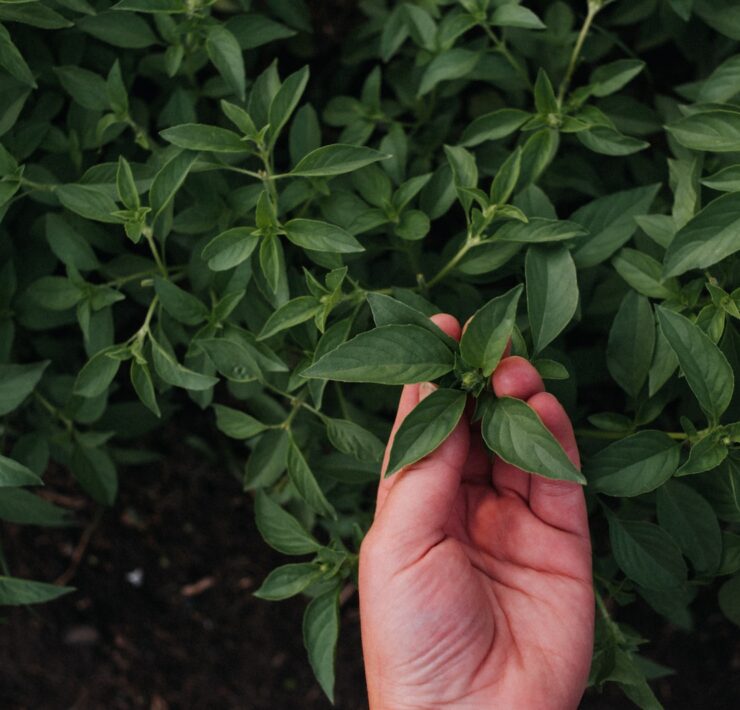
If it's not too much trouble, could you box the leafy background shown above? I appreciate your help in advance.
[0,0,739,707]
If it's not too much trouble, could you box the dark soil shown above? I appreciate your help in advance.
[0,445,738,709]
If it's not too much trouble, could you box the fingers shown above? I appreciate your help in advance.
[490,356,545,499]
[375,414,470,548]
[375,313,462,515]
[526,391,589,538]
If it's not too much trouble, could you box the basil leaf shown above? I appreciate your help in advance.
[482,396,586,484]
[254,489,320,555]
[663,192,740,277]
[287,436,336,518]
[283,218,364,253]
[0,455,42,487]
[495,217,587,243]
[0,577,73,606]
[526,245,578,354]
[302,324,455,385]
[386,388,467,477]
[656,306,734,423]
[290,144,389,177]
[160,123,248,152]
[302,587,339,703]
[586,431,680,496]
[460,285,523,376]
[608,515,687,590]
[607,291,655,399]
[0,361,49,416]
[254,562,322,601]
[325,418,384,463]
[657,480,722,574]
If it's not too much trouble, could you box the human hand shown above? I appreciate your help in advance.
[359,313,594,710]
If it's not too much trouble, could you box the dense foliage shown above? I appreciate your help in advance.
[1,0,739,706]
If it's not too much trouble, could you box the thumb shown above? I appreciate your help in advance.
[373,383,470,551]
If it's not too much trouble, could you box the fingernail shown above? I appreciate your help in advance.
[419,382,437,400]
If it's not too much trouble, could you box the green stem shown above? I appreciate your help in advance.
[142,227,168,277]
[557,1,601,106]
[575,428,690,441]
[482,24,532,90]
[425,234,478,289]
[34,392,74,432]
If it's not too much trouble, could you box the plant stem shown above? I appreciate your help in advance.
[557,0,602,106]
[34,392,73,432]
[482,24,532,90]
[142,226,168,277]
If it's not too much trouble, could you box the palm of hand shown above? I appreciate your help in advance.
[360,315,594,710]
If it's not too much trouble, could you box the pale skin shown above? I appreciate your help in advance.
[359,313,594,710]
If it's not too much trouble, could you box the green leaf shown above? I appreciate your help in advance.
[534,68,558,115]
[444,144,478,211]
[160,123,248,153]
[657,480,722,574]
[0,488,69,527]
[258,296,322,340]
[697,54,740,102]
[54,66,107,110]
[608,516,687,590]
[205,25,246,100]
[254,489,320,555]
[78,11,158,48]
[482,397,586,484]
[303,324,455,385]
[56,184,121,223]
[366,292,458,348]
[115,156,139,211]
[201,227,259,271]
[303,587,339,703]
[197,338,261,382]
[290,144,389,177]
[150,335,219,391]
[677,432,729,476]
[607,291,655,398]
[526,245,578,354]
[663,192,740,277]
[287,436,336,518]
[417,49,480,97]
[254,562,322,601]
[590,59,645,97]
[74,348,123,397]
[460,108,530,147]
[213,404,267,440]
[577,127,649,156]
[386,388,466,476]
[0,576,73,606]
[0,23,35,87]
[0,454,42,487]
[113,0,188,11]
[656,306,734,423]
[490,3,545,29]
[460,285,523,376]
[572,184,661,268]
[490,148,521,205]
[148,150,198,223]
[587,431,680,496]
[612,248,679,299]
[154,277,208,326]
[283,219,364,253]
[667,110,740,152]
[268,65,309,147]
[70,444,117,506]
[325,418,384,463]
[130,360,160,418]
[26,276,83,311]
[701,163,740,191]
[245,430,290,490]
[495,218,586,243]
[289,103,321,163]
[0,361,49,416]
[259,233,283,293]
